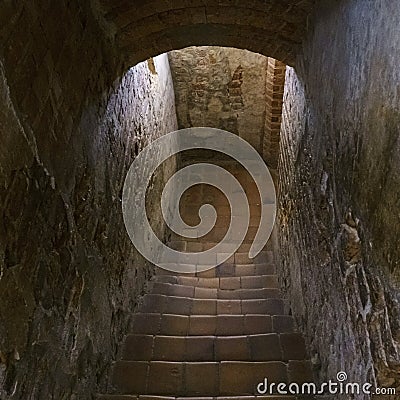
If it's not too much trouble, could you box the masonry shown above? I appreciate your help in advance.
[168,47,285,170]
[0,3,177,398]
[0,0,399,399]
[278,0,400,393]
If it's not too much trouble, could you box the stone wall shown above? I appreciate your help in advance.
[169,46,272,157]
[0,2,177,398]
[278,0,400,396]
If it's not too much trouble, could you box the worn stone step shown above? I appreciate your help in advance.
[188,228,271,246]
[151,282,282,300]
[111,361,292,396]
[131,313,294,336]
[234,251,274,265]
[139,294,285,315]
[152,275,279,290]
[155,263,276,278]
[177,238,274,252]
[171,226,266,245]
[122,333,307,362]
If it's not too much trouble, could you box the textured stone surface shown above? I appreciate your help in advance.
[100,179,311,398]
[169,47,269,156]
[1,1,400,399]
[278,0,400,397]
[0,2,177,398]
[94,0,314,67]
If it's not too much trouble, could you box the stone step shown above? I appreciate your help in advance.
[122,333,307,362]
[152,275,279,290]
[151,282,282,300]
[155,263,276,278]
[131,313,294,336]
[111,360,313,396]
[169,227,270,246]
[139,294,286,315]
[160,250,274,267]
[174,238,274,252]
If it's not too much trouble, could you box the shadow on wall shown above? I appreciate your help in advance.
[0,49,177,398]
[277,0,400,393]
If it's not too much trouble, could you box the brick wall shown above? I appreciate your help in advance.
[262,58,286,169]
[95,0,314,67]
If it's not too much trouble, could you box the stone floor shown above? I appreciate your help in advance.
[98,167,314,399]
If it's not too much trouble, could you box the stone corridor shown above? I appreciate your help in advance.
[1,1,400,400]
[98,167,313,399]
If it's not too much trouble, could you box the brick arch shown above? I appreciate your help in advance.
[95,0,314,66]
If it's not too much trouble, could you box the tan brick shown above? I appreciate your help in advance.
[177,276,199,286]
[112,361,149,394]
[140,294,165,313]
[122,335,154,360]
[218,290,238,300]
[240,288,281,300]
[197,277,220,288]
[219,361,288,395]
[185,336,214,361]
[185,362,219,396]
[216,315,244,335]
[249,334,282,361]
[255,264,276,275]
[219,277,240,290]
[164,296,192,315]
[241,275,278,289]
[244,315,273,334]
[168,241,187,251]
[192,299,216,315]
[132,313,161,335]
[216,336,249,360]
[185,241,203,252]
[153,336,186,361]
[243,299,275,314]
[194,287,217,299]
[216,263,236,277]
[235,264,256,276]
[153,282,194,298]
[189,315,216,335]
[148,362,184,395]
[196,268,216,278]
[160,314,189,336]
[217,300,241,314]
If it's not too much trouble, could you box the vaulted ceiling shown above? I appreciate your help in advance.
[94,0,314,66]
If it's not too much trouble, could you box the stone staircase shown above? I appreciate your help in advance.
[98,170,314,400]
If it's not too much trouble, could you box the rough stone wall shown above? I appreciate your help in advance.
[168,46,269,155]
[278,0,400,397]
[0,2,177,399]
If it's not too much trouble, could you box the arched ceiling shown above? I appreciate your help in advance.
[94,0,314,66]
